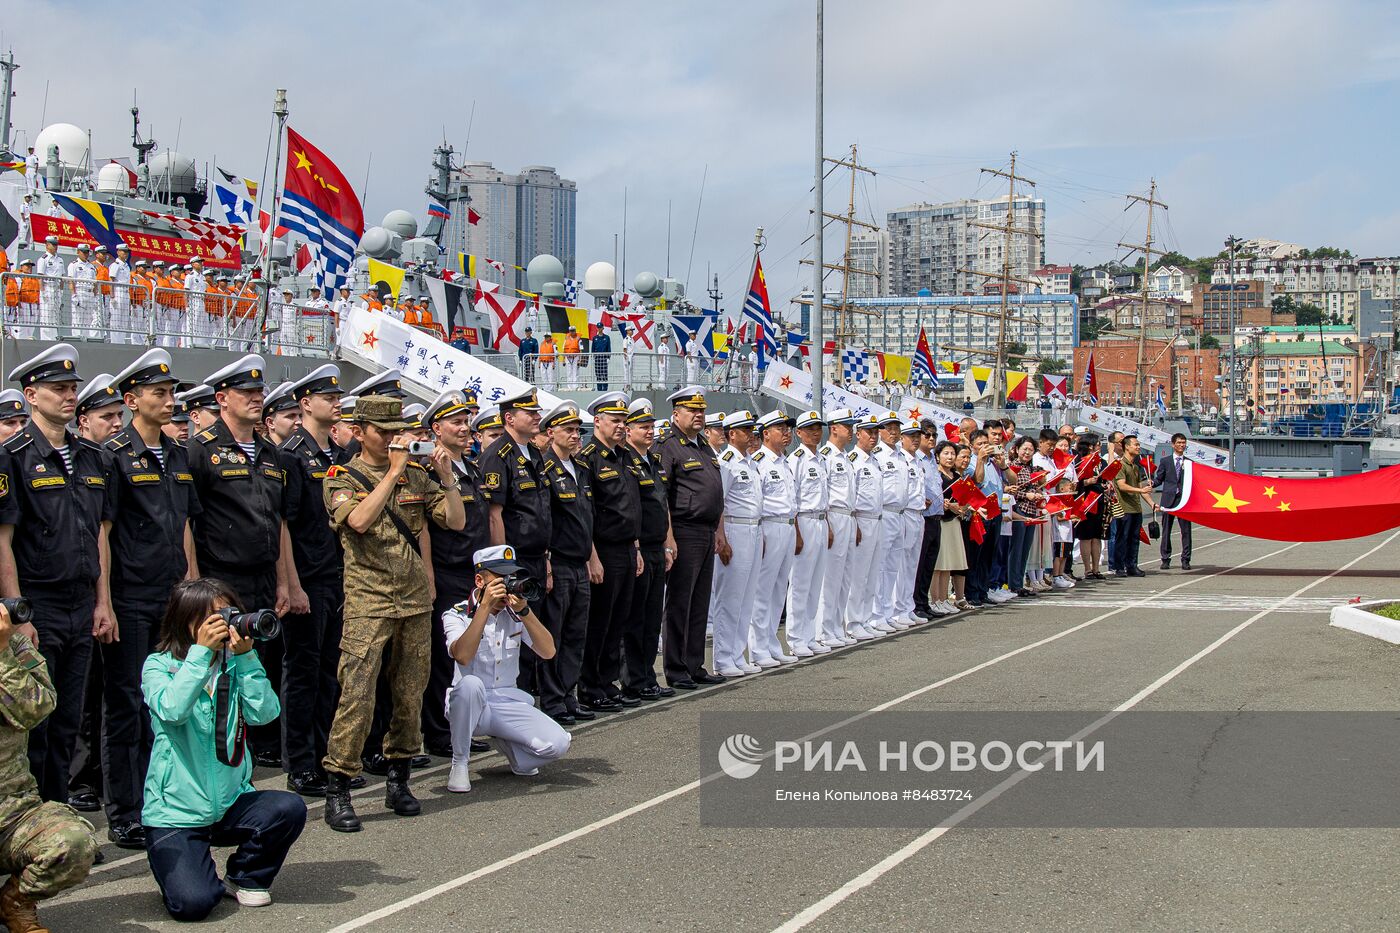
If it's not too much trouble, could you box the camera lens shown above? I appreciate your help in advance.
[0,596,33,627]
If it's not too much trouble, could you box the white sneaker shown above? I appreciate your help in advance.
[809,641,832,654]
[840,633,860,646]
[236,888,272,908]
[869,621,895,634]
[1002,587,1019,600]
[851,625,878,641]
[752,656,781,669]
[790,645,815,658]
[776,653,799,664]
[448,762,472,793]
[511,766,540,777]
[717,667,746,678]
[935,601,957,615]
[986,589,1012,604]
[740,661,763,674]
[1051,576,1073,589]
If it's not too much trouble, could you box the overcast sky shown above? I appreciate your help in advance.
[7,0,1400,323]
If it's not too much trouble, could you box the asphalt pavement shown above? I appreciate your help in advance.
[48,527,1400,932]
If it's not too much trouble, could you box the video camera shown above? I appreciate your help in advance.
[218,607,282,642]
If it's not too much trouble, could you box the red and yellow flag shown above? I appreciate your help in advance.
[1165,460,1400,541]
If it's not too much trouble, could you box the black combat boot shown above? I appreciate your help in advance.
[384,759,421,816]
[324,771,362,833]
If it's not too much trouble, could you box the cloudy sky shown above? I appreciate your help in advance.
[8,0,1400,321]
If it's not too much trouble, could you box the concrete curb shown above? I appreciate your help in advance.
[1329,599,1400,645]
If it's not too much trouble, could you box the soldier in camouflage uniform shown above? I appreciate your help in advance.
[0,605,99,933]
[319,396,465,833]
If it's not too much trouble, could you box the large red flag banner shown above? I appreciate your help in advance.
[1164,460,1400,542]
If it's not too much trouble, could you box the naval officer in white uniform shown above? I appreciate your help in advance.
[816,408,858,648]
[844,414,886,640]
[711,410,764,676]
[784,410,830,657]
[749,410,798,666]
[443,545,572,793]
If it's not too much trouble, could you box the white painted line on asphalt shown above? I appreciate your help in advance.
[327,534,1288,932]
[769,529,1400,933]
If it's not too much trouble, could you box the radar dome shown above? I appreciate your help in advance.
[400,236,439,265]
[359,226,400,260]
[147,151,198,194]
[34,123,89,169]
[270,240,291,261]
[95,162,133,194]
[382,210,418,239]
[526,254,565,292]
[633,271,661,298]
[583,262,616,299]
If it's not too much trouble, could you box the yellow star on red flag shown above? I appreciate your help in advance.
[1277,501,1291,512]
[1209,485,1250,514]
[1263,485,1277,498]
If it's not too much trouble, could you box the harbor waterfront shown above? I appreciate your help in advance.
[2,2,1400,931]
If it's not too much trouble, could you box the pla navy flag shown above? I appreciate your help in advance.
[279,127,364,296]
[742,254,777,370]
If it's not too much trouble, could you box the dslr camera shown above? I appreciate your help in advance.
[501,572,543,604]
[0,596,33,626]
[218,606,282,642]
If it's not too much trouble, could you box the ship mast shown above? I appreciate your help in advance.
[256,89,289,351]
[0,51,17,154]
[1118,178,1168,408]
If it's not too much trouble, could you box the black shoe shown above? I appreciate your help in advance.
[470,739,491,753]
[384,759,421,816]
[361,754,389,776]
[409,754,431,770]
[66,792,100,813]
[566,705,596,721]
[632,686,665,701]
[580,696,622,712]
[1161,560,1171,569]
[1128,569,1147,577]
[549,711,577,726]
[1181,562,1191,570]
[287,769,327,797]
[692,670,726,685]
[349,775,367,789]
[324,772,361,833]
[609,692,642,708]
[252,749,282,769]
[424,742,454,758]
[1017,587,1037,597]
[668,678,699,691]
[653,685,676,698]
[107,821,146,850]
[913,608,934,620]
[93,847,105,865]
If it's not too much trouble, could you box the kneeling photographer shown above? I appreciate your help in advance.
[141,579,306,920]
[444,545,571,793]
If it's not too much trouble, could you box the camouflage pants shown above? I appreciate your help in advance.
[0,799,98,899]
[322,613,431,778]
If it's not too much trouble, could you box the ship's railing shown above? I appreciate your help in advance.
[499,351,756,392]
[0,271,338,357]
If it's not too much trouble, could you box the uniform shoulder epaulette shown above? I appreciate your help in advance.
[793,447,806,459]
[195,428,218,444]
[753,450,767,462]
[721,450,734,462]
[818,444,833,456]
[282,433,307,451]
[107,434,133,451]
[76,437,105,452]
[496,441,513,457]
[581,442,597,456]
[847,450,858,461]
[3,433,31,453]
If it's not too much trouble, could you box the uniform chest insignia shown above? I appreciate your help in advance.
[738,470,750,481]
[210,453,221,465]
[769,470,780,480]
[808,467,819,477]
[33,464,44,473]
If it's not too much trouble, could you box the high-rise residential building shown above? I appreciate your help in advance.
[886,195,1046,297]
[845,229,888,301]
[438,161,577,294]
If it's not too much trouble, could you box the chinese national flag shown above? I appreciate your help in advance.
[1164,460,1400,541]
[969,514,986,544]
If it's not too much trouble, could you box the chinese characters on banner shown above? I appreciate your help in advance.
[762,358,964,429]
[1072,403,1229,466]
[338,304,564,409]
[29,213,242,270]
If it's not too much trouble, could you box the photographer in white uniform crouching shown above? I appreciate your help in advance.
[444,545,572,793]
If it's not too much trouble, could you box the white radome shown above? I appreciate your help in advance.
[583,262,616,299]
[94,162,132,193]
[34,123,90,169]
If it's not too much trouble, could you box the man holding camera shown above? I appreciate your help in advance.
[101,348,201,848]
[0,604,98,933]
[443,545,571,793]
[0,344,118,805]
[320,396,465,833]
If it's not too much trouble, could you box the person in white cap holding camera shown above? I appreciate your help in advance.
[443,545,571,793]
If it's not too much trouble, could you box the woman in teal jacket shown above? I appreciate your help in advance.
[142,578,306,920]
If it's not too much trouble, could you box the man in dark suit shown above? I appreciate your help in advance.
[1153,432,1192,569]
